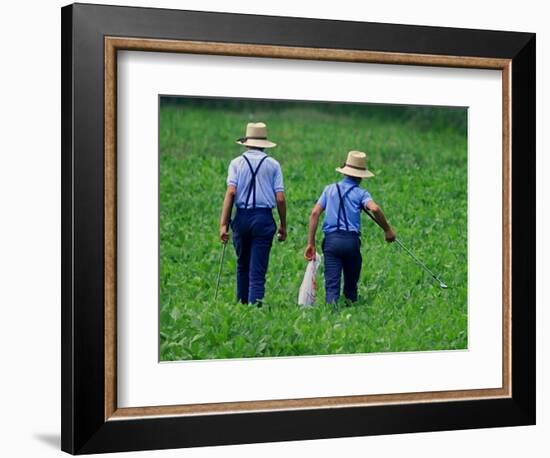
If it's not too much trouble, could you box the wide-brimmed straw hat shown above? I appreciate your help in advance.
[336,151,375,178]
[236,122,277,149]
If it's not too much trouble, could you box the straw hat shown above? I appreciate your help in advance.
[236,122,277,149]
[336,151,375,178]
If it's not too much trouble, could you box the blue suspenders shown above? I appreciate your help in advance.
[335,183,358,232]
[241,154,269,209]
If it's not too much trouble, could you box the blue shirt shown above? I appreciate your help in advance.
[317,177,372,234]
[227,149,284,209]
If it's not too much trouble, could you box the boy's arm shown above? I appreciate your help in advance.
[365,200,396,242]
[304,203,324,259]
[219,185,236,243]
[272,161,287,242]
[275,191,287,242]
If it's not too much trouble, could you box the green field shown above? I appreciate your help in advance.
[159,98,468,361]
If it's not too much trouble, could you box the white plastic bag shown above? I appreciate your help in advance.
[298,253,321,307]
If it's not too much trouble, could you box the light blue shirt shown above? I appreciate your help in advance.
[317,177,372,234]
[227,149,284,209]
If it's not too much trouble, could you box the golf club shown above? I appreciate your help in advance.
[214,241,228,300]
[363,209,448,289]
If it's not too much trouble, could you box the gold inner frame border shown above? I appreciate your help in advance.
[104,36,512,421]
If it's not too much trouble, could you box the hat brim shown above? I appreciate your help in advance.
[236,139,277,148]
[336,166,375,178]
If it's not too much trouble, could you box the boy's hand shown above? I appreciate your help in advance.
[384,228,396,243]
[304,244,316,260]
[220,225,230,243]
[277,225,287,242]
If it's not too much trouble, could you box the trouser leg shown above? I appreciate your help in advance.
[342,238,362,302]
[323,236,343,304]
[248,210,276,304]
[248,210,277,304]
[232,230,251,304]
[248,235,274,304]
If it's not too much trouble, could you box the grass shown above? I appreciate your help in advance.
[159,98,468,361]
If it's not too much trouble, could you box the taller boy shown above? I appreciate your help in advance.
[304,151,395,304]
[219,122,287,305]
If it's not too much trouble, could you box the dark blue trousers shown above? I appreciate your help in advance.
[231,208,277,304]
[322,231,362,304]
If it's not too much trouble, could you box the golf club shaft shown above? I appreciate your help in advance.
[214,241,227,300]
[363,209,446,287]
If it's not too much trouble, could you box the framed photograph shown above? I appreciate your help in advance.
[61,3,536,454]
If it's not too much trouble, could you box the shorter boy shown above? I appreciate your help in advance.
[304,151,396,304]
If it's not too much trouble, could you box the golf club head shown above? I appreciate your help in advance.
[439,282,448,289]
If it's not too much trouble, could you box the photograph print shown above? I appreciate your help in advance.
[159,96,467,362]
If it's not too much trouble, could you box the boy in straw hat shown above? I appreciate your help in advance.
[304,151,396,304]
[219,122,287,306]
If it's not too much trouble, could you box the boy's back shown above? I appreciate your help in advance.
[318,177,372,234]
[227,149,284,209]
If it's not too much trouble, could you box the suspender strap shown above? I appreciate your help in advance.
[335,183,357,231]
[242,154,269,208]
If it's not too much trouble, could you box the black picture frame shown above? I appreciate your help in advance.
[61,3,535,454]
